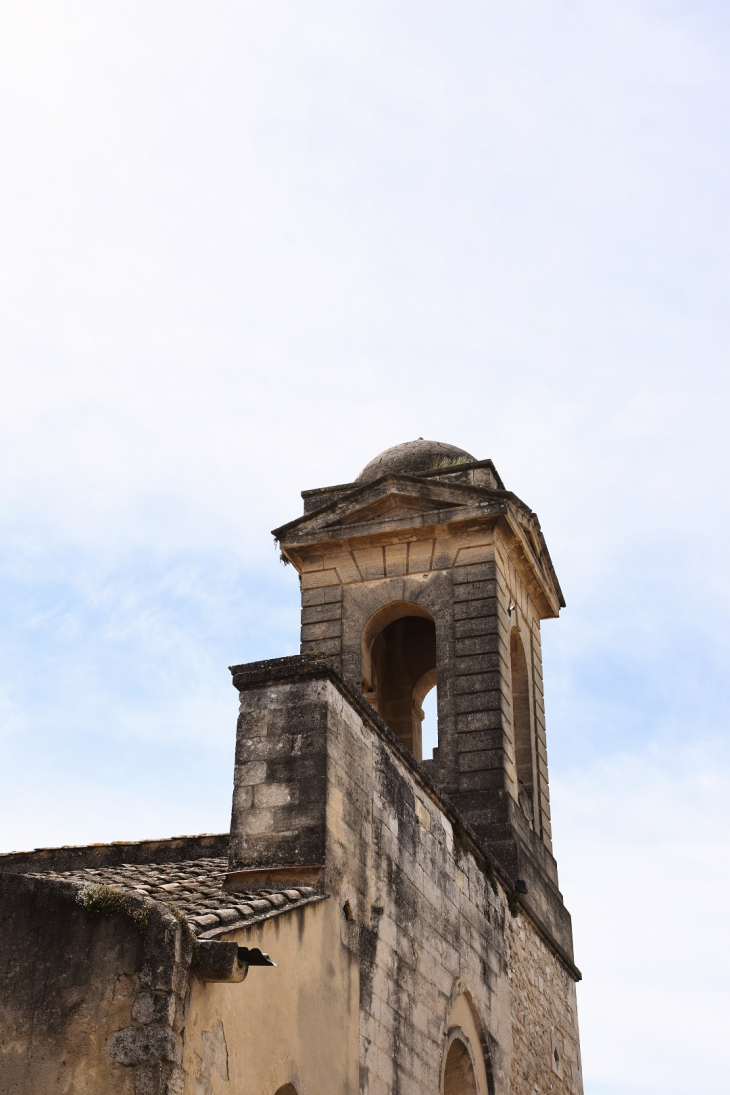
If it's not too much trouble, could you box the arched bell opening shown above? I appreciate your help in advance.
[362,602,437,760]
[443,1037,478,1095]
[510,626,534,822]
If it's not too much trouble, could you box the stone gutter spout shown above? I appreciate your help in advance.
[194,940,276,983]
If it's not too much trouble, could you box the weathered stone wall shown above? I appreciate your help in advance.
[493,530,552,851]
[0,874,139,1095]
[227,665,329,878]
[0,873,194,1095]
[325,674,581,1095]
[227,660,583,1095]
[507,915,583,1095]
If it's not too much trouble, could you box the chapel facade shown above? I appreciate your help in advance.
[0,440,583,1095]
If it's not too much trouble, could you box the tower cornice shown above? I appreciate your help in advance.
[274,471,564,616]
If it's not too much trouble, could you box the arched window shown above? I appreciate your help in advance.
[362,602,436,760]
[443,1037,478,1095]
[510,627,534,809]
[441,994,492,1095]
[274,1086,298,1095]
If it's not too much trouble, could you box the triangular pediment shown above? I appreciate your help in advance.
[273,472,501,543]
[324,491,461,528]
[271,470,564,612]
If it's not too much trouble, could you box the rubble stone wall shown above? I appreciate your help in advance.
[0,873,193,1095]
[507,914,583,1095]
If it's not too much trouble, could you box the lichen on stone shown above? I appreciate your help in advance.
[167,902,196,946]
[431,455,472,469]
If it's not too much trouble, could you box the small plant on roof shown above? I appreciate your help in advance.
[76,884,150,933]
[167,903,196,946]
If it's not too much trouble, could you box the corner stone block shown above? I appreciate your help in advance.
[227,661,330,878]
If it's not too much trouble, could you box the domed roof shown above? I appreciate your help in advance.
[355,439,476,484]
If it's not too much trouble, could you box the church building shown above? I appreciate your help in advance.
[0,439,584,1095]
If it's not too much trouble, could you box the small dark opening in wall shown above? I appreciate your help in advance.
[554,1048,560,1066]
[342,900,354,922]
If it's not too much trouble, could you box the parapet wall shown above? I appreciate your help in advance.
[0,833,229,875]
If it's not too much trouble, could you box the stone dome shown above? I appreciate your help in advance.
[355,439,476,484]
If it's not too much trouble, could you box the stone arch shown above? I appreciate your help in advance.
[441,991,492,1095]
[361,600,434,686]
[262,1056,305,1095]
[510,626,534,817]
[361,601,437,759]
[413,665,438,710]
[443,1035,478,1095]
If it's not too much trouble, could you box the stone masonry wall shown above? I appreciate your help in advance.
[507,915,583,1095]
[0,873,194,1095]
[291,517,572,953]
[493,531,552,852]
[227,660,583,1095]
[295,522,554,864]
[227,673,328,876]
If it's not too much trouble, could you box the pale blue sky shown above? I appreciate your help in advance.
[1,3,729,1092]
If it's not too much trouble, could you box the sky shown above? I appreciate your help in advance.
[1,2,729,1092]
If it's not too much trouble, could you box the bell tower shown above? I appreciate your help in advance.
[273,439,568,924]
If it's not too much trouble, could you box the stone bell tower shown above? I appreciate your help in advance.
[273,439,570,940]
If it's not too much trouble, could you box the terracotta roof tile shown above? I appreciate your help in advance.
[32,856,326,938]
